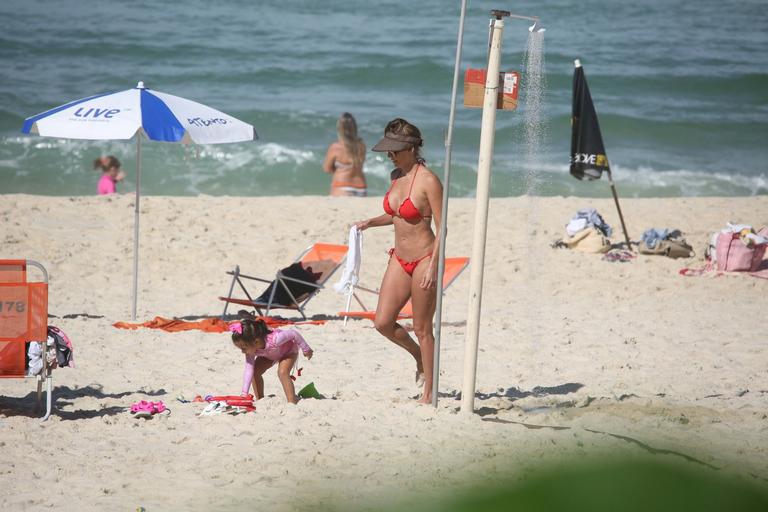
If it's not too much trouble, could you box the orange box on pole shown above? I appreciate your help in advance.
[463,68,519,110]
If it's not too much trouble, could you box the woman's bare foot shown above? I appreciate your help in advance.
[416,394,432,404]
[415,370,425,386]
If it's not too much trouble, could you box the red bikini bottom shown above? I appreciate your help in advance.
[389,248,431,276]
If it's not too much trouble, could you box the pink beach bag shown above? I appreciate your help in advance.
[715,228,768,272]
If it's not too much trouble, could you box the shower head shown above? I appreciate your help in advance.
[528,20,545,33]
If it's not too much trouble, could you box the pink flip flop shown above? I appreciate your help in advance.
[130,400,170,418]
[152,401,169,415]
[130,400,154,418]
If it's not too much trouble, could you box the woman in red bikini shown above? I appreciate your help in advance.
[354,118,443,404]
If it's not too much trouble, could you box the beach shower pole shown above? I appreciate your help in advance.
[461,10,508,415]
[432,0,468,408]
[131,130,142,321]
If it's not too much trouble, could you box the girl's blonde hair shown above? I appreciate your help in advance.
[337,112,364,169]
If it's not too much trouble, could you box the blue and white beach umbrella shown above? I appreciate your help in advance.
[22,81,256,319]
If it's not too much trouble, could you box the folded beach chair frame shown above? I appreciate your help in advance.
[340,283,391,326]
[345,284,379,314]
[339,256,470,323]
[221,243,347,320]
[0,259,53,421]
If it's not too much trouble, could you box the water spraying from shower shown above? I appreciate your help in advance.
[521,25,547,196]
[528,20,546,33]
[519,22,548,346]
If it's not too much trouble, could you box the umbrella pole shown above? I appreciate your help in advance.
[606,168,631,248]
[461,13,505,415]
[432,0,468,408]
[131,133,142,320]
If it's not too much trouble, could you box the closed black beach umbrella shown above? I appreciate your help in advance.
[570,62,609,180]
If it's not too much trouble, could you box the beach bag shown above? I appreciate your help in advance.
[47,326,74,368]
[563,227,611,254]
[639,237,694,259]
[715,230,768,272]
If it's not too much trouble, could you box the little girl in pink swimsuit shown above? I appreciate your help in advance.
[230,318,313,404]
[93,155,126,195]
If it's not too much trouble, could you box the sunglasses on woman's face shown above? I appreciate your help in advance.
[387,149,407,157]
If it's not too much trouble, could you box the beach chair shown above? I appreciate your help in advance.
[219,243,348,320]
[0,259,52,420]
[338,257,470,322]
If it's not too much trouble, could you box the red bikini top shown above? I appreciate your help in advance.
[383,165,424,221]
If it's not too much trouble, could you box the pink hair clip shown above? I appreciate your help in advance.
[229,322,242,334]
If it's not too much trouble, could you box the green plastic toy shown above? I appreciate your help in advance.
[298,382,321,399]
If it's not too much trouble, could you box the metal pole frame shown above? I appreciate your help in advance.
[131,131,142,320]
[25,259,52,421]
[606,168,632,248]
[432,0,468,408]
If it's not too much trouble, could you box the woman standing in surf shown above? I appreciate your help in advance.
[323,112,368,197]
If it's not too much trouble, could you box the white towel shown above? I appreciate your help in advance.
[26,341,43,376]
[566,208,612,237]
[334,226,362,294]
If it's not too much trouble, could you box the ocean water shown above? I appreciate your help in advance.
[1,0,766,198]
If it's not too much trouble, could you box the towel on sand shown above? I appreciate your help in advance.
[113,316,325,333]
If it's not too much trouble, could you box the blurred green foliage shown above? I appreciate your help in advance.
[410,457,768,512]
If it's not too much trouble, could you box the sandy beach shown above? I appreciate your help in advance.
[1,194,767,510]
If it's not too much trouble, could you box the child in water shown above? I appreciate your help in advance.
[230,318,313,404]
[93,155,126,195]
